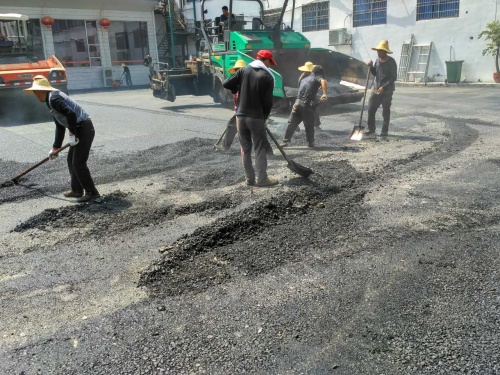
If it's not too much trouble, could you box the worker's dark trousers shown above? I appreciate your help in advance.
[125,74,133,87]
[367,90,394,134]
[222,115,238,150]
[283,100,315,145]
[237,116,268,183]
[67,120,98,195]
[224,114,273,152]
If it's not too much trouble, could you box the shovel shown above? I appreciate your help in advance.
[349,69,371,141]
[0,143,70,188]
[265,127,313,178]
[213,115,236,150]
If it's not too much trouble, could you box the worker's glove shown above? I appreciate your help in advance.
[320,94,328,102]
[48,148,59,160]
[68,135,79,146]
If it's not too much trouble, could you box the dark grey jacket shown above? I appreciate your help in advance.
[223,65,274,119]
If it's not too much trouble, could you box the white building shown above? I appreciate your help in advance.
[183,0,499,83]
[0,0,160,90]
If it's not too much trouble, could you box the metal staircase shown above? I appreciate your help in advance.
[156,0,191,67]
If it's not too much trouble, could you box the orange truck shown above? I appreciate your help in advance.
[0,13,67,121]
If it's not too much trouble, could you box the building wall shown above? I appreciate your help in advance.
[0,6,158,90]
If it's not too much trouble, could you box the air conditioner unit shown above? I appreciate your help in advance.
[103,68,113,86]
[329,28,347,45]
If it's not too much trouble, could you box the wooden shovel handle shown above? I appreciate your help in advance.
[11,143,71,183]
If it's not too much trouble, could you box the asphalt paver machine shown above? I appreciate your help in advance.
[149,0,368,110]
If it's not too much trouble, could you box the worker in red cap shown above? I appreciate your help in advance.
[223,50,278,187]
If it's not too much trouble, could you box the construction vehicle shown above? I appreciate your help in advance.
[0,13,67,120]
[149,0,367,111]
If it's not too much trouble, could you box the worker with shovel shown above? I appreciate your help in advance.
[215,60,273,154]
[295,61,322,133]
[223,50,278,187]
[24,75,100,203]
[364,40,397,137]
[214,59,245,151]
[280,65,328,148]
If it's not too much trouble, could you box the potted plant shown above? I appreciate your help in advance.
[479,20,500,83]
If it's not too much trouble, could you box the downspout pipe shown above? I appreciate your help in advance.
[167,0,176,67]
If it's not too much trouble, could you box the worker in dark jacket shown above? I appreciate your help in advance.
[281,65,328,148]
[215,59,246,151]
[24,75,100,203]
[223,50,278,187]
[121,63,133,87]
[295,61,322,133]
[365,40,398,136]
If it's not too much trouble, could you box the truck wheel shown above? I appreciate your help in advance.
[167,83,176,102]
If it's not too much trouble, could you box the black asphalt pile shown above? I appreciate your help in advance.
[139,159,367,297]
[0,138,244,205]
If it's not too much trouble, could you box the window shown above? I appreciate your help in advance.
[302,1,329,32]
[417,0,459,21]
[27,19,44,60]
[108,21,149,66]
[52,20,101,67]
[353,0,387,27]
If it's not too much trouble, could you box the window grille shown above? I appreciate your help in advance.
[416,0,459,21]
[353,0,387,27]
[302,1,329,32]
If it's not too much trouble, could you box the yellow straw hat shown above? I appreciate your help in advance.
[228,59,246,73]
[372,40,392,54]
[298,61,314,72]
[24,75,57,94]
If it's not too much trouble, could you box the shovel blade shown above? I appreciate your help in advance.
[349,126,364,141]
[287,160,313,178]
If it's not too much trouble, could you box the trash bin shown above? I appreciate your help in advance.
[445,60,464,83]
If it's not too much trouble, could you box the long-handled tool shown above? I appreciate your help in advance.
[213,114,236,150]
[349,68,371,141]
[0,143,70,188]
[265,127,313,178]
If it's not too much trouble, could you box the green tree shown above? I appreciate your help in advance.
[479,20,500,73]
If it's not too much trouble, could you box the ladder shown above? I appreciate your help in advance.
[397,34,414,82]
[407,42,433,85]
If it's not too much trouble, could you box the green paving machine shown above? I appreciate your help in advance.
[150,0,367,110]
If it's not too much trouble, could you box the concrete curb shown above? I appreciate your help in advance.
[396,81,500,88]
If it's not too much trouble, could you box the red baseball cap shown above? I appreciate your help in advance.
[256,50,277,66]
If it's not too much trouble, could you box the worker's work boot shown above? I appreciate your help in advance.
[77,192,101,203]
[63,190,83,198]
[279,140,290,148]
[256,177,279,187]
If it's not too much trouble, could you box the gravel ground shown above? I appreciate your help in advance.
[0,87,499,374]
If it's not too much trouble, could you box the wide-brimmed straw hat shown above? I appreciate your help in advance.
[228,59,246,73]
[298,61,314,72]
[24,75,57,94]
[372,40,392,54]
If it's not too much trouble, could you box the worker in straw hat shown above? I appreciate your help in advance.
[297,61,322,131]
[24,75,100,203]
[365,39,398,137]
[215,59,247,151]
[280,63,328,148]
